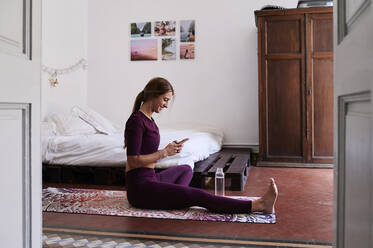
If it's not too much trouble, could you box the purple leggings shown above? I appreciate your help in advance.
[125,165,252,213]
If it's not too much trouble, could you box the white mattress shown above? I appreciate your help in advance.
[42,127,223,169]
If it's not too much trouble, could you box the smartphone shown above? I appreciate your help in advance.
[176,138,189,144]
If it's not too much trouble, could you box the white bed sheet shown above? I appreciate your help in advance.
[42,127,223,169]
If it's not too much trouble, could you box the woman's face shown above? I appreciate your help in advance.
[152,91,173,113]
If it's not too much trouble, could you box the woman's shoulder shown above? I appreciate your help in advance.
[125,111,144,127]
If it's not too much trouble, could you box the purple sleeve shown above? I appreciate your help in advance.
[125,116,144,156]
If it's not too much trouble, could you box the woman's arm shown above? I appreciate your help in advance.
[127,141,183,169]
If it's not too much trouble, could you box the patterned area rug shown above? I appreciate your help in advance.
[43,188,275,223]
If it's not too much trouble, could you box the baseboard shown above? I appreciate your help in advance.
[257,161,334,168]
[222,144,259,153]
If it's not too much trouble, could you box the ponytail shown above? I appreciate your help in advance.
[132,90,144,113]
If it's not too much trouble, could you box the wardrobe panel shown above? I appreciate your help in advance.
[312,59,334,157]
[311,15,333,53]
[265,18,302,54]
[266,59,303,157]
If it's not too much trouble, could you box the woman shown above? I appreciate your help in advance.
[124,77,278,213]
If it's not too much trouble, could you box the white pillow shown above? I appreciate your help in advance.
[72,106,117,135]
[47,113,97,136]
[41,121,57,137]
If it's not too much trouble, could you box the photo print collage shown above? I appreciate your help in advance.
[130,20,195,61]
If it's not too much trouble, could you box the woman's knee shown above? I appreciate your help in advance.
[179,164,193,175]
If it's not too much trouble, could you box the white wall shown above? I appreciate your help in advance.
[41,0,88,119]
[87,0,298,146]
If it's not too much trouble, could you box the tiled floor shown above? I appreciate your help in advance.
[42,229,333,248]
[43,166,334,245]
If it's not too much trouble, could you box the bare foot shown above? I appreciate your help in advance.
[252,178,278,214]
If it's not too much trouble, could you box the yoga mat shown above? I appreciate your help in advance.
[42,187,276,223]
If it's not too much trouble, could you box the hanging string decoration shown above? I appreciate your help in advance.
[42,58,88,87]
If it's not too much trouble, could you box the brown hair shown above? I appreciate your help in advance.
[132,77,174,113]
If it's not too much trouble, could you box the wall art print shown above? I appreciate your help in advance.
[180,43,195,60]
[130,22,152,38]
[162,38,176,60]
[180,20,195,42]
[154,21,176,36]
[130,39,157,61]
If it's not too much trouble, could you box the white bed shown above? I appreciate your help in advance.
[42,106,223,170]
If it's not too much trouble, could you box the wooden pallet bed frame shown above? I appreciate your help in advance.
[191,152,251,191]
[43,149,251,191]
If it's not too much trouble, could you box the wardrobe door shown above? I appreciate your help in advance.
[258,14,307,163]
[306,13,334,164]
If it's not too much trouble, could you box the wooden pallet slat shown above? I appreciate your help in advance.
[226,154,250,174]
[193,152,220,173]
[229,154,250,191]
[207,154,232,175]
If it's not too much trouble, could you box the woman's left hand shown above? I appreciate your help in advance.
[164,141,184,156]
[173,140,184,154]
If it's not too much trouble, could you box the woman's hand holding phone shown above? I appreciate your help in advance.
[163,138,189,157]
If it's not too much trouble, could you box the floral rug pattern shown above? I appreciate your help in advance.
[42,187,276,223]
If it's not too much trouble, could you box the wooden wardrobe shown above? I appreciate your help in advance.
[255,7,333,166]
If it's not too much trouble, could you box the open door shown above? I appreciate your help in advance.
[0,0,42,247]
[334,0,373,247]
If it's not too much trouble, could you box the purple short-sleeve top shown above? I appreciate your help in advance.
[124,111,160,156]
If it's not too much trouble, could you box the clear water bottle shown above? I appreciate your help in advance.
[215,168,225,196]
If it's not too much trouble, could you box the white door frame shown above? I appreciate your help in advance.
[334,0,373,247]
[0,0,41,247]
[0,103,32,248]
